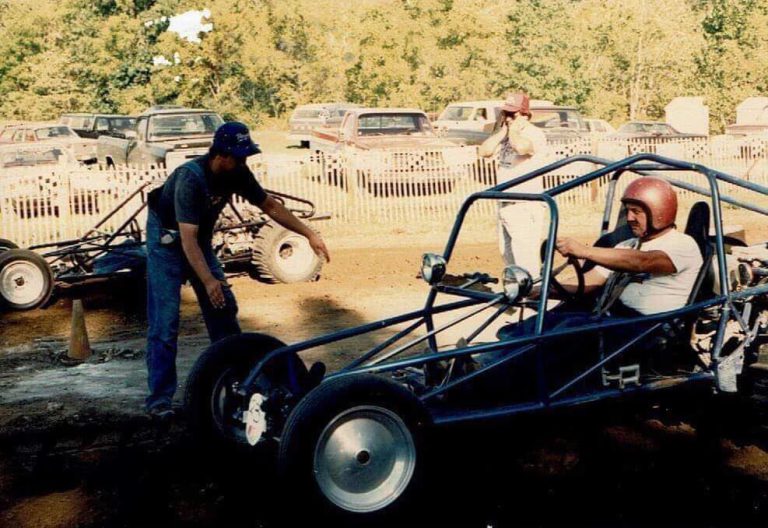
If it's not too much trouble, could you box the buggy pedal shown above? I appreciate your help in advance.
[601,364,641,389]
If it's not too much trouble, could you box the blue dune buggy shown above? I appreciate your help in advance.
[185,154,768,518]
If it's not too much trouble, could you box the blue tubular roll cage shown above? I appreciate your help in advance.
[240,153,768,425]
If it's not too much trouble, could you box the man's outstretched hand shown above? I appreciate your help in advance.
[556,237,590,259]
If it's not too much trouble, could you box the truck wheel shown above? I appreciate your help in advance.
[0,239,19,252]
[0,249,54,310]
[278,375,430,520]
[250,222,322,284]
[184,333,309,448]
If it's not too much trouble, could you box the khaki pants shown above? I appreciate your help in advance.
[497,201,546,277]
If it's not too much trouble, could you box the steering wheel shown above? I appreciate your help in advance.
[538,240,585,302]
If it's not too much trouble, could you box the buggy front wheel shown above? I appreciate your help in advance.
[278,375,430,519]
[184,333,309,448]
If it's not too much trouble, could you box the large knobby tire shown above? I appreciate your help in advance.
[0,249,54,311]
[278,374,430,522]
[0,239,19,252]
[250,222,322,284]
[184,332,309,448]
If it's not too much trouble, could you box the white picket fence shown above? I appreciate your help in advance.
[2,137,768,248]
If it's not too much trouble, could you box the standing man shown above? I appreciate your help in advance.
[144,122,330,418]
[479,92,549,275]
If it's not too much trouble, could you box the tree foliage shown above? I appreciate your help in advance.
[0,0,763,131]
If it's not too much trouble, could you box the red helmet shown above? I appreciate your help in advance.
[621,177,677,232]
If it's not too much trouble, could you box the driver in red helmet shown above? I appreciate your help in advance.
[554,176,703,316]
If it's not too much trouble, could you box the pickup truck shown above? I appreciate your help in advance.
[97,106,224,170]
[432,100,503,145]
[436,100,590,145]
[0,123,98,164]
[310,107,457,152]
[310,108,466,195]
[60,113,137,140]
[288,102,360,148]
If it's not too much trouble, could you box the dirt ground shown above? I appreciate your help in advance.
[1,222,768,526]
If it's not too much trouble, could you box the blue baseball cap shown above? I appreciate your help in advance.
[212,122,261,158]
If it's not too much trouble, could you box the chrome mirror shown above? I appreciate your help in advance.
[421,253,446,285]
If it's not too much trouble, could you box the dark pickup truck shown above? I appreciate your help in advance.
[60,113,137,140]
[96,106,224,169]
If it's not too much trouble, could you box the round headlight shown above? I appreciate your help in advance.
[421,253,446,284]
[503,265,532,302]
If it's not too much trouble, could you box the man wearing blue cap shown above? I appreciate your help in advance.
[144,121,330,418]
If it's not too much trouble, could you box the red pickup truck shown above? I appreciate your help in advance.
[310,108,466,196]
[310,107,459,152]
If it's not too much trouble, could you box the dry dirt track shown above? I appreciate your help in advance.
[0,242,768,527]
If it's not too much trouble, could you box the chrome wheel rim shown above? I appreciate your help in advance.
[0,261,45,306]
[313,405,416,513]
[275,235,315,275]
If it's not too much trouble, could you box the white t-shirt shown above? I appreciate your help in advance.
[496,121,549,192]
[594,229,704,315]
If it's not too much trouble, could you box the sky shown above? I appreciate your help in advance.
[151,9,212,67]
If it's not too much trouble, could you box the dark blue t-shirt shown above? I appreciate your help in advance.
[149,155,267,244]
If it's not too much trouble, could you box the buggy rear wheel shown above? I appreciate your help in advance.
[278,375,429,519]
[0,249,53,311]
[250,222,322,284]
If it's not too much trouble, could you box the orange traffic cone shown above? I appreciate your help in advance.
[68,299,92,361]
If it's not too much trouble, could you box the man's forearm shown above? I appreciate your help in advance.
[582,246,672,274]
[507,132,532,156]
[263,199,314,238]
[180,235,216,283]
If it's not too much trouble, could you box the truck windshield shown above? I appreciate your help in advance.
[292,108,325,120]
[35,126,78,139]
[110,118,137,131]
[63,116,92,130]
[148,113,223,139]
[619,123,675,134]
[358,114,433,136]
[531,109,584,131]
[439,106,475,121]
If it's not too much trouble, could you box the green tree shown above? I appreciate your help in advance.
[693,0,768,131]
[574,0,703,123]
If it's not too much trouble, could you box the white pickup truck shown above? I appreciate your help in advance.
[97,106,223,170]
[434,99,590,145]
[432,100,503,145]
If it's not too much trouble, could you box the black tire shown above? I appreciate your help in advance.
[0,239,19,252]
[0,249,54,311]
[250,222,322,284]
[278,374,431,522]
[184,332,309,448]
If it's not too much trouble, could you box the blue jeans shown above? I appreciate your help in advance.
[145,209,241,410]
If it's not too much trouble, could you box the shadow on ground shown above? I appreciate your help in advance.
[1,394,767,528]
